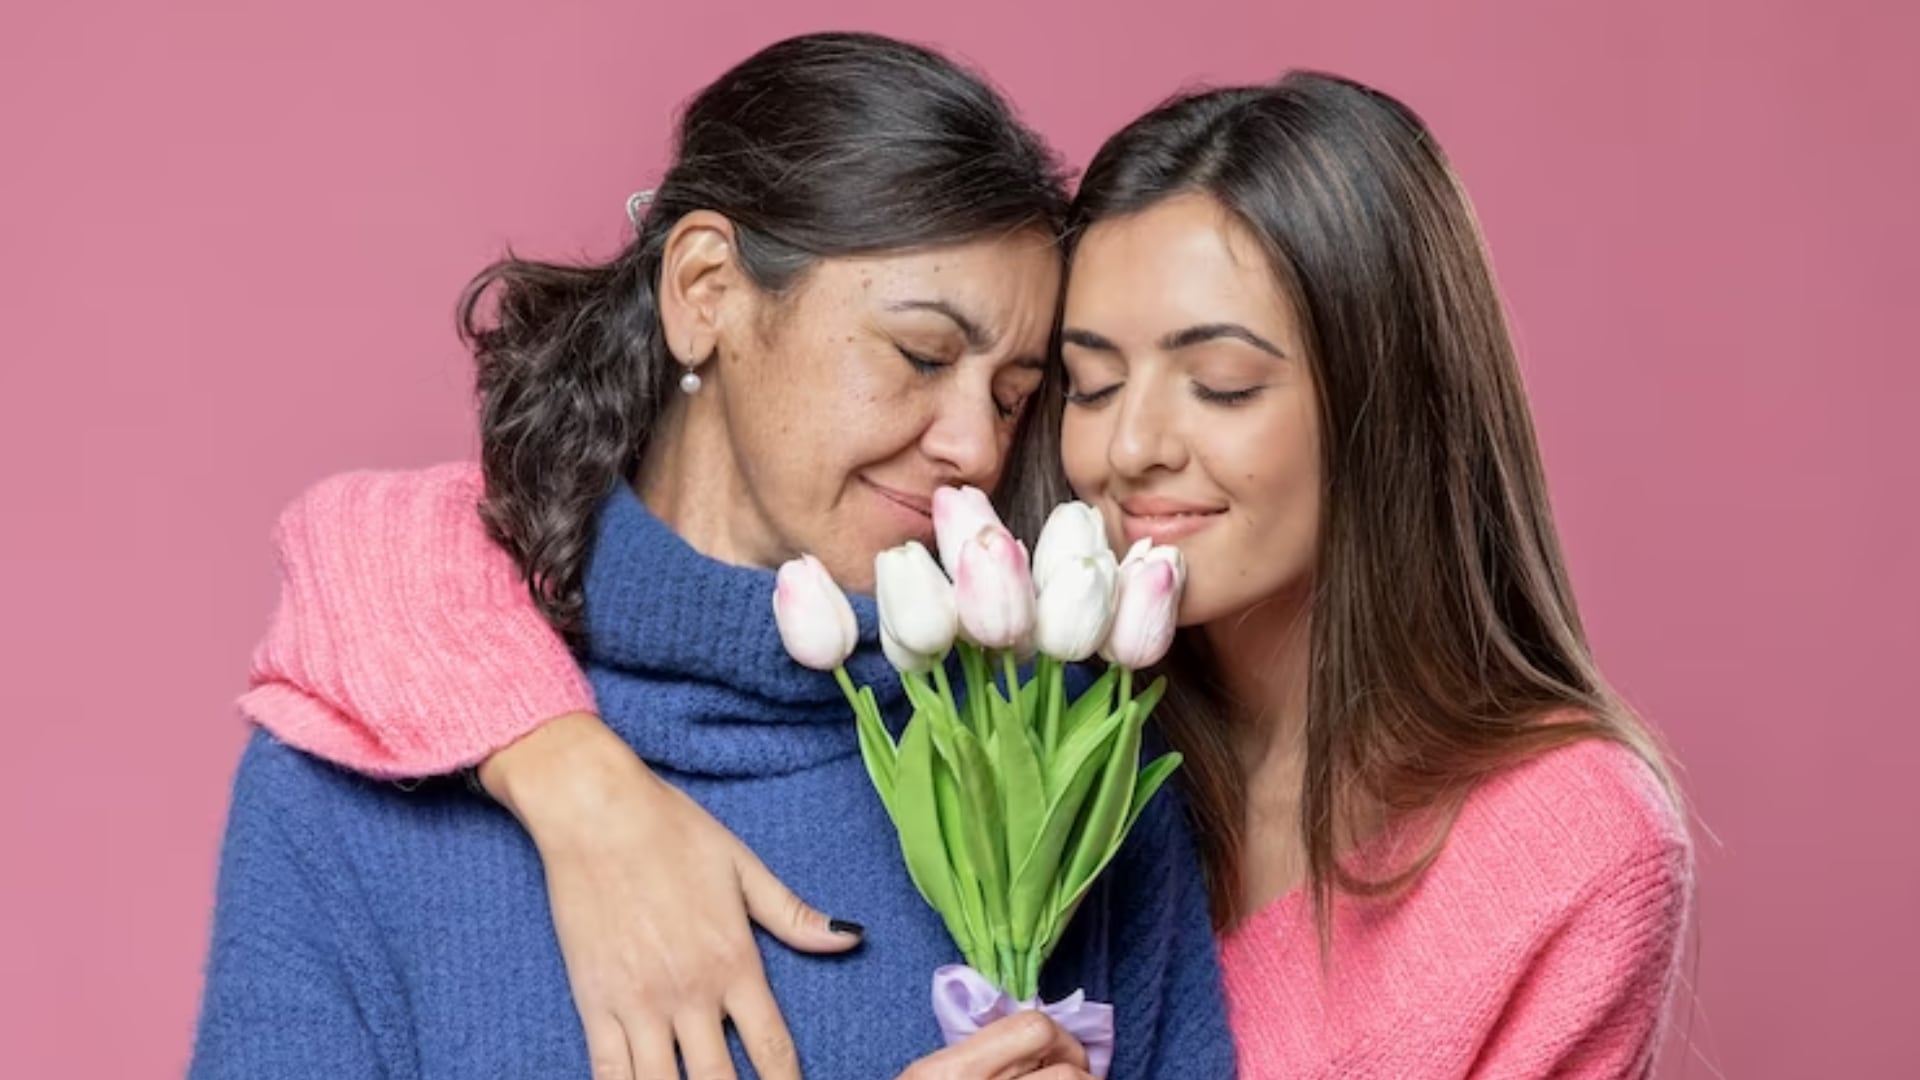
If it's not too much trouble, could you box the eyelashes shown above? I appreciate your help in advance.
[897,345,946,375]
[1064,381,1267,408]
[900,345,1026,420]
[1191,384,1265,405]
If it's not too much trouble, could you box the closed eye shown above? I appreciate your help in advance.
[897,345,949,375]
[1065,382,1120,408]
[1192,383,1265,405]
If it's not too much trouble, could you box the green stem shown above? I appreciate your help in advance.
[1119,665,1134,713]
[961,644,988,733]
[1002,652,1021,709]
[832,666,862,714]
[1053,660,1067,752]
[1021,949,1043,1003]
[1039,657,1060,754]
[932,661,958,723]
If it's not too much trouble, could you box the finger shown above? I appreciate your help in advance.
[581,1012,635,1080]
[736,846,863,954]
[725,977,802,1080]
[619,1014,677,1080]
[986,1012,1088,1080]
[673,1010,739,1080]
[935,1012,1065,1079]
[1019,1068,1097,1080]
[1037,1020,1090,1073]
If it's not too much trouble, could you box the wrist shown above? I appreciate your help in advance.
[477,712,649,834]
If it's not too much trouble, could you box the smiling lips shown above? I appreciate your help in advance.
[866,482,1224,545]
[864,478,937,540]
[1119,496,1225,545]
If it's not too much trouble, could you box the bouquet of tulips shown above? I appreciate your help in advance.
[772,487,1187,1075]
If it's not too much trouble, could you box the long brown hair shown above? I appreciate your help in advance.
[1068,73,1678,932]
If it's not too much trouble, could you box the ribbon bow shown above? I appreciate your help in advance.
[931,964,1115,1078]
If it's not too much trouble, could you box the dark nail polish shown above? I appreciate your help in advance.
[829,918,865,937]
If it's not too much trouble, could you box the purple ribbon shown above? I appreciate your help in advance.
[930,964,1116,1078]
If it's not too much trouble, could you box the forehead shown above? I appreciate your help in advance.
[1066,194,1288,334]
[822,232,1063,340]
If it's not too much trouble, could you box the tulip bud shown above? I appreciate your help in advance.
[1031,501,1108,591]
[1033,549,1119,662]
[1102,542,1186,669]
[772,555,859,671]
[875,541,958,663]
[880,624,940,673]
[933,485,1005,579]
[953,524,1036,650]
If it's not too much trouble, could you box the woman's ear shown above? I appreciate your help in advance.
[657,210,741,367]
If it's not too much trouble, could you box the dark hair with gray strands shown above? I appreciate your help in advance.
[462,32,1071,639]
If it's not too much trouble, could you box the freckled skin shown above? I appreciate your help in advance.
[659,231,1062,592]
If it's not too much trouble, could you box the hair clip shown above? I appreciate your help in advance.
[626,189,656,229]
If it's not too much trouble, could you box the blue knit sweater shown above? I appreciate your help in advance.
[190,485,1234,1078]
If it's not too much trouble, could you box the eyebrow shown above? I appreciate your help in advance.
[888,299,991,351]
[1061,323,1287,359]
[891,298,1047,371]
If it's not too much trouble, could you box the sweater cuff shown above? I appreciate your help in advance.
[238,668,596,781]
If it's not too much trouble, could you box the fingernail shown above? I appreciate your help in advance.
[829,918,865,937]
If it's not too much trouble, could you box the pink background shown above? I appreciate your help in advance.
[4,1,1915,1075]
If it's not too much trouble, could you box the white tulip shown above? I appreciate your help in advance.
[1031,501,1108,591]
[880,624,940,673]
[1033,549,1119,662]
[875,541,958,663]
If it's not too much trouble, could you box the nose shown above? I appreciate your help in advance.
[920,380,1005,487]
[1106,381,1188,480]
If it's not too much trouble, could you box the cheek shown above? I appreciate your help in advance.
[1182,413,1323,622]
[1059,408,1107,495]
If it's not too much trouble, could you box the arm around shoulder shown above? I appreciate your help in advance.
[238,463,596,778]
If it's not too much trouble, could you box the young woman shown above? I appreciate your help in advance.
[222,72,1691,1078]
[188,32,1234,1080]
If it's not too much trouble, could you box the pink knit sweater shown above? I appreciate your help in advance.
[240,465,1693,1078]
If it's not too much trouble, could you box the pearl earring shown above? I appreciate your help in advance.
[679,367,703,395]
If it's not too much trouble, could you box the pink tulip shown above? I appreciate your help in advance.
[1102,541,1186,669]
[772,555,859,671]
[953,524,1036,650]
[933,485,1004,579]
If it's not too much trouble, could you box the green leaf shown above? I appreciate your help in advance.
[949,726,1007,926]
[933,747,991,974]
[1016,663,1042,718]
[1059,666,1119,748]
[1046,698,1132,800]
[1008,705,1127,955]
[853,693,897,816]
[1123,751,1182,836]
[1131,674,1169,721]
[985,680,1015,743]
[994,714,1047,948]
[890,714,960,922]
[1053,701,1145,926]
[899,671,944,724]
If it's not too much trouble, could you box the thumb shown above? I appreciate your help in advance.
[736,846,864,954]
